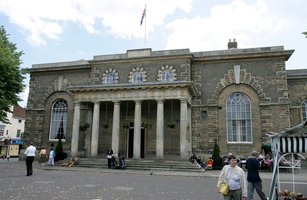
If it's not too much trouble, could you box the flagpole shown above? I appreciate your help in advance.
[144,4,147,47]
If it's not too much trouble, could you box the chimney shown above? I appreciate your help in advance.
[227,38,237,49]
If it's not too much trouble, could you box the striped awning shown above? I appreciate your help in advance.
[279,137,307,153]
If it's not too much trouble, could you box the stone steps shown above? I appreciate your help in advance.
[55,158,203,172]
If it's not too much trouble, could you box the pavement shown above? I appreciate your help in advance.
[3,158,306,181]
[1,159,307,200]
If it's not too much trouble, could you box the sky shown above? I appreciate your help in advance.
[0,0,306,108]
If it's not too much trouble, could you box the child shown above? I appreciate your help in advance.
[48,148,55,166]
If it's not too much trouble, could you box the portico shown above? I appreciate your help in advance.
[69,81,196,160]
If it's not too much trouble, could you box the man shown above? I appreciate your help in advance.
[24,142,36,176]
[246,151,267,200]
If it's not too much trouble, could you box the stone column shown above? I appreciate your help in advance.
[85,110,92,158]
[156,99,164,159]
[180,99,188,159]
[133,100,142,159]
[112,101,120,155]
[71,102,80,156]
[91,101,100,157]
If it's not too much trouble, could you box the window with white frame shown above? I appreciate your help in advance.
[157,65,177,82]
[226,93,252,143]
[105,73,115,84]
[132,72,144,83]
[302,100,307,121]
[49,99,68,140]
[161,70,173,82]
[128,67,147,83]
[102,68,119,85]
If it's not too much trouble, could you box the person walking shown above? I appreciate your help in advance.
[246,151,267,200]
[39,147,47,167]
[217,154,247,200]
[24,142,36,176]
[48,148,55,166]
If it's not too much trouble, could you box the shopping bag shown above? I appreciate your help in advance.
[219,182,229,195]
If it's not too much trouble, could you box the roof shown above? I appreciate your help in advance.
[13,105,26,119]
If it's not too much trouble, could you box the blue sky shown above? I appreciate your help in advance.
[0,0,307,108]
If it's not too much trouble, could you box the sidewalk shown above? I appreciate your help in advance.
[42,163,307,182]
[2,159,307,182]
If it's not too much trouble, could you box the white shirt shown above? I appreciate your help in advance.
[24,145,36,157]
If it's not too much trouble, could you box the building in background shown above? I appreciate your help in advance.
[0,105,25,139]
[24,40,307,159]
[0,105,25,159]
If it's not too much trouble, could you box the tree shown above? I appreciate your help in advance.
[0,26,25,123]
[303,31,307,38]
[212,140,221,159]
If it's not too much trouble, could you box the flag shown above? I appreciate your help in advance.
[140,7,146,26]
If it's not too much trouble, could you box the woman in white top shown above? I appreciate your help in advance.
[217,155,247,200]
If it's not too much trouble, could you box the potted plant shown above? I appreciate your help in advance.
[167,123,176,129]
[212,140,223,170]
[54,138,67,162]
[80,122,90,132]
[122,122,129,129]
[142,122,152,129]
[103,124,109,129]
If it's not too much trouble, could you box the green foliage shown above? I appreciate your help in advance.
[55,138,63,154]
[0,26,25,123]
[212,140,221,159]
[79,122,90,132]
[303,31,307,38]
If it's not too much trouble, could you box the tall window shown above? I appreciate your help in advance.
[161,70,174,82]
[226,93,252,143]
[50,99,68,140]
[302,100,307,121]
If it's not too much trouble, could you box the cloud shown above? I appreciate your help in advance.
[0,0,193,46]
[164,0,287,51]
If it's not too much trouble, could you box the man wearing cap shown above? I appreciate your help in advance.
[246,150,267,200]
[24,142,36,176]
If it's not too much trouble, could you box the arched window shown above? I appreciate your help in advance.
[128,67,147,83]
[102,69,119,85]
[226,93,252,143]
[105,73,115,84]
[50,99,68,140]
[302,100,307,121]
[157,65,177,82]
[132,72,144,83]
[161,70,173,82]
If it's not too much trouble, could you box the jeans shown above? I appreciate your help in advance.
[247,181,267,200]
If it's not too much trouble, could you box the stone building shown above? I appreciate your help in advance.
[25,40,307,159]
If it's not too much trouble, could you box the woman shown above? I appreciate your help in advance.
[217,154,247,200]
[39,147,47,167]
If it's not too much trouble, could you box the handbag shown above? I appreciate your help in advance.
[219,181,229,195]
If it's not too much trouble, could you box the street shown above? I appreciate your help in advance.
[0,160,306,200]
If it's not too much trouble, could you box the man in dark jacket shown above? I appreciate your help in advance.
[246,151,267,200]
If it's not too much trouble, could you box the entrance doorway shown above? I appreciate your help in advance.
[127,128,145,158]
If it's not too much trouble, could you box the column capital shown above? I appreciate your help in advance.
[73,100,81,105]
[92,100,100,104]
[112,100,121,104]
[179,98,188,103]
[155,98,165,103]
